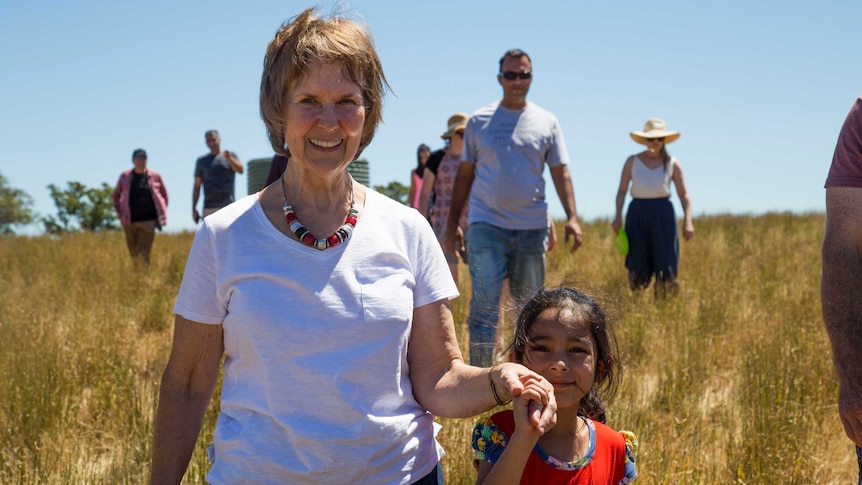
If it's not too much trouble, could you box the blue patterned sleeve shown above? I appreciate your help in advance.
[618,430,638,484]
[471,417,510,464]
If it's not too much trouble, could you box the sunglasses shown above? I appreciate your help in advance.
[500,70,532,81]
[646,137,665,143]
[455,130,464,137]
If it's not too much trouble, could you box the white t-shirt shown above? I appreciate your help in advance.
[630,156,677,199]
[462,100,569,230]
[174,189,459,484]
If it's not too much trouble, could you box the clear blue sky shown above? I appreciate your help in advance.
[1,1,859,234]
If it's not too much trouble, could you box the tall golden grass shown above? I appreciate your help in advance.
[0,212,853,484]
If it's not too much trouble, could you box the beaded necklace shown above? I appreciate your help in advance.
[280,172,358,250]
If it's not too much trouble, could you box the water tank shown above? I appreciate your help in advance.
[246,156,370,193]
[348,158,370,186]
[247,157,272,195]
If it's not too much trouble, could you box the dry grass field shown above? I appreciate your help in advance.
[0,212,854,484]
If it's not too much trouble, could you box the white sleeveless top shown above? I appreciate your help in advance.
[630,156,676,199]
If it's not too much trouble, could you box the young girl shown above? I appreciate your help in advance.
[472,287,637,484]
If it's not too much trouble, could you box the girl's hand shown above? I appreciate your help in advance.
[495,363,557,434]
[611,217,622,234]
[511,381,557,437]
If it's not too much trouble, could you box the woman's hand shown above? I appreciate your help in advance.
[611,216,622,234]
[683,219,694,241]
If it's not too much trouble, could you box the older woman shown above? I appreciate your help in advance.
[612,117,694,295]
[150,8,555,485]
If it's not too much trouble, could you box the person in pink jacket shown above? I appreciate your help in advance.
[112,148,168,266]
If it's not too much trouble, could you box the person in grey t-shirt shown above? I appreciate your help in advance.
[444,48,583,367]
[193,129,244,223]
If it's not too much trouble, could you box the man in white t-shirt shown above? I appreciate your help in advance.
[444,48,583,367]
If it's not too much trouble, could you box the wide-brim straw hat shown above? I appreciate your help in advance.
[441,113,468,139]
[630,118,680,145]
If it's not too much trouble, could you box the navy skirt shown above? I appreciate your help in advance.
[624,198,678,287]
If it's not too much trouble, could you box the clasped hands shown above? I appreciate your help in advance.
[498,363,558,436]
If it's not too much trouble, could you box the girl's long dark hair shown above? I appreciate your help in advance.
[415,143,430,178]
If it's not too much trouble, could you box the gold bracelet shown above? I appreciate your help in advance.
[488,365,511,406]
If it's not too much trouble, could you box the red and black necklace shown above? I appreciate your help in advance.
[280,172,358,250]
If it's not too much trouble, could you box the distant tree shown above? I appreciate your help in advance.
[0,173,36,235]
[43,181,118,233]
[374,180,409,206]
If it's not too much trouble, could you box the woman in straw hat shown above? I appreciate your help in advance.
[611,117,694,294]
[418,112,469,283]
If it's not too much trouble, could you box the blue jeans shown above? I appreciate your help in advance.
[465,222,548,367]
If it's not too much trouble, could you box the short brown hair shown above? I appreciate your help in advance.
[260,8,389,160]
